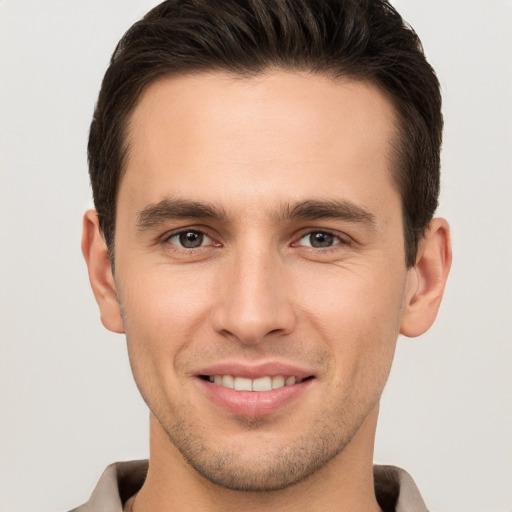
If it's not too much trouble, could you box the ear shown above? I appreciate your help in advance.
[81,209,125,334]
[400,218,452,337]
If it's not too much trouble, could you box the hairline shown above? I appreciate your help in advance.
[106,67,418,267]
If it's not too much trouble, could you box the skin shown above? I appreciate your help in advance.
[83,71,451,512]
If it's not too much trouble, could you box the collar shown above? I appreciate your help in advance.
[70,460,428,512]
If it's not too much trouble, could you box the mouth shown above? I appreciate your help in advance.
[196,365,315,417]
[199,374,312,391]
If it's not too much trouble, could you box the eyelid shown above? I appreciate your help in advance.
[163,226,221,248]
[291,228,351,247]
[159,225,352,250]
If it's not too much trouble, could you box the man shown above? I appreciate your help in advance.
[76,0,451,510]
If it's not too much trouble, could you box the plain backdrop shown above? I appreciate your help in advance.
[0,1,511,511]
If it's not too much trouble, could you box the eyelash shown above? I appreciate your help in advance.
[164,228,219,250]
[163,227,350,252]
[292,229,350,250]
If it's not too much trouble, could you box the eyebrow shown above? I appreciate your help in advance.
[136,197,376,230]
[277,199,376,226]
[136,197,229,230]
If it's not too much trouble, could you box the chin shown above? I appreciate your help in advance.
[161,414,353,492]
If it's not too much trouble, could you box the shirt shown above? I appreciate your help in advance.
[69,460,429,512]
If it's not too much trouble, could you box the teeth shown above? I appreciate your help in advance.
[222,375,234,389]
[208,375,303,391]
[271,375,285,389]
[234,377,252,391]
[253,376,272,391]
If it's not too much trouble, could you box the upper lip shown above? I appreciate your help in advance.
[196,361,315,380]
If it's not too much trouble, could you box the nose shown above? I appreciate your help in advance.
[211,248,296,345]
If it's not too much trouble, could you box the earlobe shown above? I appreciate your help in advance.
[400,218,452,337]
[81,209,125,334]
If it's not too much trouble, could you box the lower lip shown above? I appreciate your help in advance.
[198,378,313,418]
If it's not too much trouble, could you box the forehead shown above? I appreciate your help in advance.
[121,70,399,217]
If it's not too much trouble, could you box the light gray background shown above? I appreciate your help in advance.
[0,1,511,511]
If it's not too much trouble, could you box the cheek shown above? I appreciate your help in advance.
[295,263,405,378]
[117,268,215,387]
[296,261,406,328]
[120,265,214,331]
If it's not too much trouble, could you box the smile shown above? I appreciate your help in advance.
[204,375,303,391]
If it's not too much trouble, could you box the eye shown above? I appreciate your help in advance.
[167,230,213,249]
[296,231,343,249]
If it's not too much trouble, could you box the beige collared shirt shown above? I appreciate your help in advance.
[69,460,428,512]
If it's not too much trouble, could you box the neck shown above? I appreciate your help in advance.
[133,406,382,512]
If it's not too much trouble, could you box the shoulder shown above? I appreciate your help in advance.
[68,460,148,512]
[374,464,429,512]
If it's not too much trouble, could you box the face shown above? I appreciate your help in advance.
[111,71,414,490]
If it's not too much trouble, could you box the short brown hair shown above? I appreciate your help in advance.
[88,0,442,267]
